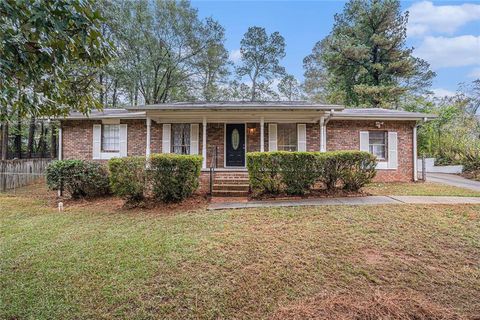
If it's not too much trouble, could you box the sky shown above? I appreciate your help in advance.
[192,0,480,98]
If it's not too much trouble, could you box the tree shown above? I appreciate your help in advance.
[302,41,331,103]
[459,79,480,115]
[0,0,112,159]
[303,0,435,108]
[278,75,302,101]
[236,27,286,101]
[100,0,227,105]
[192,19,231,101]
[0,0,112,117]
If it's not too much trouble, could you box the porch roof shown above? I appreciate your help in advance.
[61,102,436,122]
[126,101,344,111]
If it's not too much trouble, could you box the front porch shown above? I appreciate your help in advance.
[143,108,336,170]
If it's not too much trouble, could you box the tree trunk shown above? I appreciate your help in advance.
[112,79,118,108]
[250,77,257,101]
[134,83,138,106]
[38,122,46,157]
[99,73,105,107]
[50,123,57,159]
[14,115,22,159]
[1,121,8,160]
[27,117,36,158]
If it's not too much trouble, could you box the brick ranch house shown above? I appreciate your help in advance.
[58,101,435,194]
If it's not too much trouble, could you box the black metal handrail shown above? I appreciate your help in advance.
[209,146,218,195]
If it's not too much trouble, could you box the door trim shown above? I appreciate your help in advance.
[224,123,247,168]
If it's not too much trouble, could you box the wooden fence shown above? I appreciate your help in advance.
[0,159,52,192]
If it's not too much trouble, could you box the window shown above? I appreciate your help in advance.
[102,124,120,152]
[172,124,190,154]
[278,124,297,152]
[369,131,387,160]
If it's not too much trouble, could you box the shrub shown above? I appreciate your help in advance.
[462,152,480,181]
[278,152,320,195]
[46,160,110,198]
[246,152,283,195]
[149,154,202,203]
[336,151,377,191]
[247,151,377,196]
[108,157,146,203]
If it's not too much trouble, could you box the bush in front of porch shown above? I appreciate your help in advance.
[149,154,202,203]
[108,154,202,204]
[247,151,377,196]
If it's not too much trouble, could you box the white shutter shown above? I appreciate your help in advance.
[119,124,128,157]
[92,124,102,159]
[268,123,277,151]
[359,131,369,152]
[388,131,398,169]
[162,124,171,154]
[297,124,307,151]
[190,124,199,155]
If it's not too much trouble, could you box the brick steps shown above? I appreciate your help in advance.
[211,172,250,197]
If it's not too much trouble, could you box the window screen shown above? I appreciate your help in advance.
[369,131,387,160]
[102,124,120,152]
[172,124,191,154]
[277,124,297,152]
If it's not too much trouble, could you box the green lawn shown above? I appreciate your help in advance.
[365,181,480,197]
[1,189,479,319]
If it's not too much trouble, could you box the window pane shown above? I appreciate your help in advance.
[278,124,297,151]
[369,131,386,144]
[172,124,190,154]
[102,125,120,152]
[368,131,387,159]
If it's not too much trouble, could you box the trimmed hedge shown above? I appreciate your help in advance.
[108,157,146,203]
[247,151,377,196]
[149,154,202,203]
[46,160,110,199]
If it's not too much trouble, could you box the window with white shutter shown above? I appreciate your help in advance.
[268,123,277,151]
[162,124,171,154]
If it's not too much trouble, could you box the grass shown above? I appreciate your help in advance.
[365,181,480,197]
[1,185,480,319]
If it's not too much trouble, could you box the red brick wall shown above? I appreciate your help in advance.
[62,119,150,160]
[62,119,415,182]
[327,120,415,182]
[62,120,99,160]
[307,123,320,152]
[127,120,146,156]
[206,123,224,168]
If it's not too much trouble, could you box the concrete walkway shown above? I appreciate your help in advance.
[208,195,480,210]
[428,173,480,192]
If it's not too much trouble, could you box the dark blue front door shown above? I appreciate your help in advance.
[225,124,245,167]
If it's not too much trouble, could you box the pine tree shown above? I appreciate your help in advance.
[304,0,435,108]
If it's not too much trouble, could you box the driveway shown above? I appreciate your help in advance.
[428,173,480,192]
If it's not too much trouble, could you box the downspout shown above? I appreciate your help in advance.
[413,117,427,182]
[413,123,418,182]
[321,109,334,152]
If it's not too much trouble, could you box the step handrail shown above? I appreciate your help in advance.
[209,146,218,195]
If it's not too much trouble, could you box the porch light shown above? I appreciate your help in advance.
[248,127,256,134]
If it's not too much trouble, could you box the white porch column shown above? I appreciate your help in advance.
[260,117,265,152]
[146,117,151,157]
[413,125,418,181]
[202,116,207,169]
[319,117,325,152]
